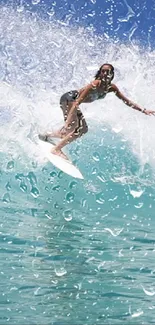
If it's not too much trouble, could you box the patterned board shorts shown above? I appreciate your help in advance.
[60,90,85,135]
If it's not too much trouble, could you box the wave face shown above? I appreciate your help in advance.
[1,6,155,325]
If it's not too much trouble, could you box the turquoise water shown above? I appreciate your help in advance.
[1,6,155,325]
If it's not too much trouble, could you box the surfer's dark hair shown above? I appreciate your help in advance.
[95,63,114,80]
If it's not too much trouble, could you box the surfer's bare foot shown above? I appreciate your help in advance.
[51,148,69,161]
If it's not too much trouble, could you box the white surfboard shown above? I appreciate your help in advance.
[38,139,84,179]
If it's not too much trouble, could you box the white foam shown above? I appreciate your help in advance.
[0,7,155,169]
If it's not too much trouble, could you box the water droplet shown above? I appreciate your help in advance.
[20,181,27,193]
[92,167,97,175]
[130,189,144,198]
[32,161,37,168]
[81,199,87,208]
[58,171,63,178]
[5,182,11,191]
[66,192,74,203]
[134,202,143,209]
[52,185,60,191]
[47,8,55,16]
[88,11,95,17]
[131,310,143,318]
[54,202,59,209]
[45,211,52,219]
[92,152,100,162]
[63,210,72,221]
[55,268,67,277]
[31,187,39,198]
[32,0,40,4]
[50,171,57,178]
[17,5,24,12]
[3,193,11,203]
[104,227,123,237]
[27,172,37,186]
[7,160,14,170]
[69,181,77,189]
[31,209,38,217]
[132,215,138,220]
[142,285,155,296]
[15,173,24,181]
[97,172,106,183]
[96,192,105,204]
[42,167,48,174]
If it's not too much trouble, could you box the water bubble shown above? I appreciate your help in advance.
[97,172,106,183]
[45,211,52,219]
[50,171,57,178]
[20,181,27,193]
[66,192,74,203]
[81,199,87,208]
[42,167,48,174]
[69,181,77,189]
[88,11,95,17]
[134,202,143,209]
[129,189,144,198]
[27,172,37,186]
[15,173,24,181]
[142,285,155,296]
[96,192,105,204]
[17,5,24,12]
[32,161,37,168]
[32,0,40,4]
[30,187,39,198]
[55,267,67,277]
[92,152,100,162]
[47,8,55,17]
[104,227,123,237]
[52,185,60,191]
[118,1,135,23]
[131,310,144,318]
[7,161,14,170]
[63,210,73,221]
[54,202,59,209]
[3,193,11,203]
[31,209,38,217]
[58,171,63,178]
[91,167,98,175]
[5,182,11,191]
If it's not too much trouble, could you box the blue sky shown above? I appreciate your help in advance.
[3,0,155,47]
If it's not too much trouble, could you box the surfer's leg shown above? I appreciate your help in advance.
[51,109,88,157]
[39,130,63,140]
[39,96,77,142]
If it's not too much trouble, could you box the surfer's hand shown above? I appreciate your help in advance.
[142,109,155,116]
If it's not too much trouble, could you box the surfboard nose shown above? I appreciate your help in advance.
[38,139,84,179]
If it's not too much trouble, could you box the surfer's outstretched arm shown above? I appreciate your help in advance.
[112,84,155,116]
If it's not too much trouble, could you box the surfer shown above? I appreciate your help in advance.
[39,63,155,159]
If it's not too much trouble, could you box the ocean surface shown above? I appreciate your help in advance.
[1,5,155,325]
